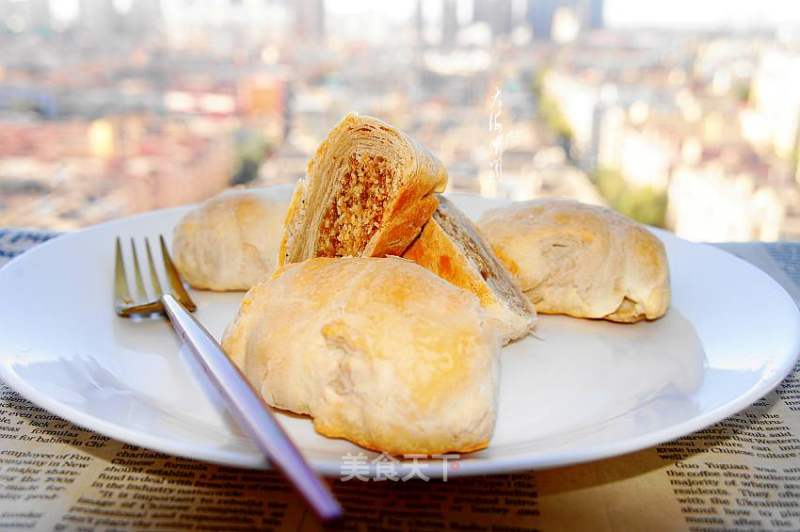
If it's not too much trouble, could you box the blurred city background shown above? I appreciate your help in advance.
[1,0,800,241]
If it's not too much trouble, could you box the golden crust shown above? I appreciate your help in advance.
[478,199,670,322]
[403,197,535,344]
[222,257,500,455]
[405,218,493,302]
[172,189,291,291]
[280,113,447,265]
[366,191,440,258]
[277,180,305,268]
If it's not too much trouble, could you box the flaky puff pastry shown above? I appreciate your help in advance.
[404,195,535,344]
[478,199,670,323]
[280,113,447,265]
[222,257,501,455]
[173,188,291,291]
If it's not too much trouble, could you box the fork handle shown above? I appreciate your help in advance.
[161,294,343,522]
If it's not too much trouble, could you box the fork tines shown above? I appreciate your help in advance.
[115,235,196,317]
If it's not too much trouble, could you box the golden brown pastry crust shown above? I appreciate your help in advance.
[173,189,291,291]
[279,113,447,265]
[478,199,670,322]
[403,196,535,343]
[222,257,500,455]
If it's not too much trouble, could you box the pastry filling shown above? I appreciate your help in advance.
[317,153,394,257]
[434,204,532,316]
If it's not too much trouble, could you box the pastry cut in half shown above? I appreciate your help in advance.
[279,113,447,265]
[403,195,536,344]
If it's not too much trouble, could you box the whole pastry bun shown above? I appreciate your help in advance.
[478,199,670,323]
[222,257,501,455]
[173,188,291,291]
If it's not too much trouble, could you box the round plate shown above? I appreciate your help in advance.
[1,187,798,478]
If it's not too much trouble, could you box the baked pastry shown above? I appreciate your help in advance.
[173,188,291,291]
[403,195,535,343]
[222,257,500,455]
[279,113,447,265]
[478,199,670,322]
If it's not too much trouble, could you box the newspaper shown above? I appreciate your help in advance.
[1,231,799,531]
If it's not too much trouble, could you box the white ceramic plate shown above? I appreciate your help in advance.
[1,188,799,478]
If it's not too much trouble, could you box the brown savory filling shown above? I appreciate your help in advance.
[316,153,394,257]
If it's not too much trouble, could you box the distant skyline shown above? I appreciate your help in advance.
[34,0,800,31]
[606,0,800,29]
[329,0,800,30]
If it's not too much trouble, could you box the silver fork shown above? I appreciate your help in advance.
[114,236,342,522]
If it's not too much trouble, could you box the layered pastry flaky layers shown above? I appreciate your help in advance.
[279,113,447,265]
[404,195,536,343]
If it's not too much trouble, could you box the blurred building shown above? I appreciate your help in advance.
[474,0,513,40]
[28,0,52,33]
[294,0,325,42]
[441,0,459,48]
[78,0,120,35]
[414,0,425,48]
[668,160,784,242]
[743,48,800,172]
[124,0,164,35]
[585,0,604,30]
[527,0,559,40]
[552,6,582,44]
